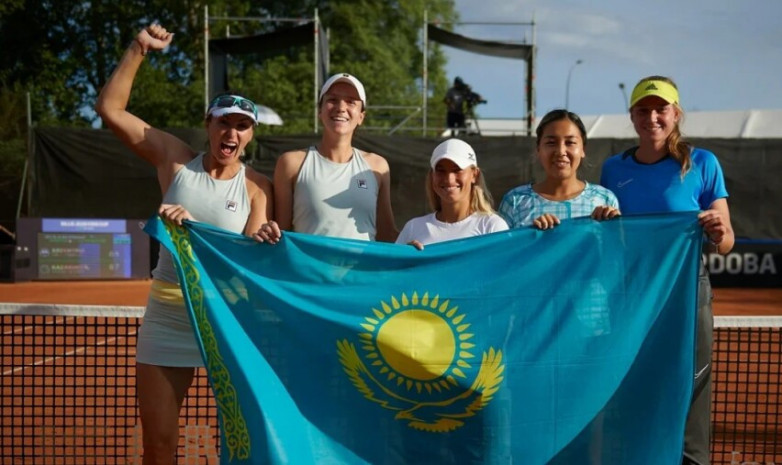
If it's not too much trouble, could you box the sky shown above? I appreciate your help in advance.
[443,0,782,119]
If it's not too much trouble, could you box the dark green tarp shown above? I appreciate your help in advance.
[29,127,782,240]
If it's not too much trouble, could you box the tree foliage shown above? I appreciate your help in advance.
[0,0,456,133]
[0,0,457,223]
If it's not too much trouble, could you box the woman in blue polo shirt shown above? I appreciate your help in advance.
[600,75,735,465]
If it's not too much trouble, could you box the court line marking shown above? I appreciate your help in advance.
[3,332,137,376]
[4,316,74,336]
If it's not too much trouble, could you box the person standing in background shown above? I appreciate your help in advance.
[600,75,734,465]
[443,77,486,137]
[444,77,469,134]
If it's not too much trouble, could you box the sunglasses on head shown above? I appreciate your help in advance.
[208,95,257,117]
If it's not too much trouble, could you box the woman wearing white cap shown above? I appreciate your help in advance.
[96,24,273,464]
[255,72,398,243]
[396,138,508,248]
[600,75,734,465]
[498,109,620,230]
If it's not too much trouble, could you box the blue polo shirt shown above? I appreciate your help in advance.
[600,147,728,214]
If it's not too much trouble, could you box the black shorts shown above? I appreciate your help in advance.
[446,112,465,129]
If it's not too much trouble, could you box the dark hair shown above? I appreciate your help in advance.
[535,109,587,147]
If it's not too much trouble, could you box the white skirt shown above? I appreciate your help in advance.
[135,281,204,367]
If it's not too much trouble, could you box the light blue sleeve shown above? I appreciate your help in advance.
[695,149,728,209]
[497,194,517,228]
[607,190,620,209]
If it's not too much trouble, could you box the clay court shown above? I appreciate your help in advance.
[2,279,779,314]
[1,281,780,464]
[1,280,154,307]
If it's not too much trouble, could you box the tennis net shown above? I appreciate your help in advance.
[1,304,779,464]
[0,304,217,465]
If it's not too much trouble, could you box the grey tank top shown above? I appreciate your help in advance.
[293,146,379,240]
[152,153,251,283]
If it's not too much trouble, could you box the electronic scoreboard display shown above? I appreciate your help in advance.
[15,218,150,281]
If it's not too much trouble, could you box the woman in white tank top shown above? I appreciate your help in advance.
[254,73,398,244]
[95,24,273,464]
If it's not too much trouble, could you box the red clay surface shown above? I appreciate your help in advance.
[1,280,779,315]
[0,280,152,306]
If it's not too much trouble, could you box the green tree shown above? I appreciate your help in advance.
[0,0,456,131]
[0,0,457,224]
[0,80,28,226]
[225,0,457,135]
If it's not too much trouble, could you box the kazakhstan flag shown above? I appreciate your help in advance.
[146,211,702,464]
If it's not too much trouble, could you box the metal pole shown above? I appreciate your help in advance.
[17,92,31,221]
[204,5,209,112]
[422,10,428,136]
[388,107,422,135]
[565,59,583,109]
[210,16,308,22]
[437,21,536,26]
[527,14,536,136]
[314,9,319,133]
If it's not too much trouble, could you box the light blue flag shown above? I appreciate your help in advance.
[146,211,702,465]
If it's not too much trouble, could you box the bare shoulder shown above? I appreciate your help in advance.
[361,151,390,172]
[244,165,273,192]
[275,149,308,177]
[277,149,308,168]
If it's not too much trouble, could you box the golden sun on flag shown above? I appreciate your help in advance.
[336,291,504,432]
[359,292,475,393]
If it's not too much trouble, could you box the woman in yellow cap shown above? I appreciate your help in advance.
[600,75,734,465]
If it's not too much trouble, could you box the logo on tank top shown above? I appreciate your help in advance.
[357,179,368,189]
[225,200,238,212]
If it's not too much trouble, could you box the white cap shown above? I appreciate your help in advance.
[430,139,478,169]
[206,95,259,125]
[319,73,367,107]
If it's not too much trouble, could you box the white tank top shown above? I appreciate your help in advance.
[152,153,251,283]
[293,146,378,240]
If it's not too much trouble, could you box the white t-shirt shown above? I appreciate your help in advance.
[396,212,509,246]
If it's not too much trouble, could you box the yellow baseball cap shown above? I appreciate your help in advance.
[629,79,680,109]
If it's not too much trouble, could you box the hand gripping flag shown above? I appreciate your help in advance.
[146,212,703,464]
